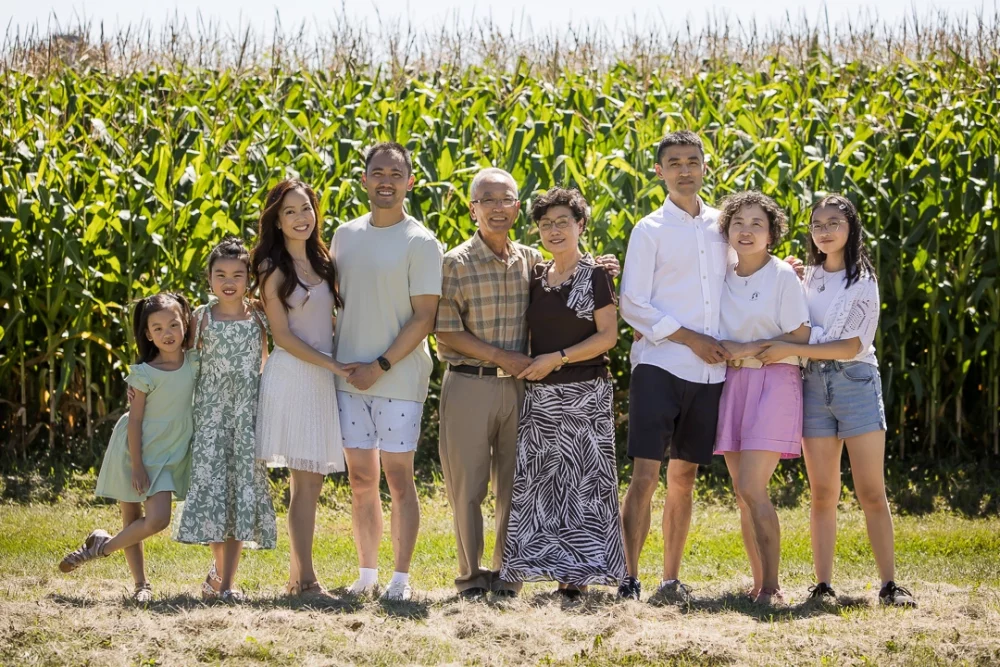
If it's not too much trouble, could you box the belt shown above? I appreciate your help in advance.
[449,364,511,378]
[728,356,800,369]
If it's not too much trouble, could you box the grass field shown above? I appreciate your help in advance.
[2,484,1000,666]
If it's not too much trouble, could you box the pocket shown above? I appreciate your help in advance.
[842,363,875,383]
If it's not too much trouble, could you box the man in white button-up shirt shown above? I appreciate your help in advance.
[616,130,734,602]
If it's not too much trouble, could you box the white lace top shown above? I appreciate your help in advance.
[805,265,880,366]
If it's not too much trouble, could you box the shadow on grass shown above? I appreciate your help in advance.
[653,589,872,622]
[46,590,431,619]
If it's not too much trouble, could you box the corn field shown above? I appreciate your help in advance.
[1,19,998,473]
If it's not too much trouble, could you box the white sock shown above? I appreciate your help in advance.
[661,579,680,588]
[389,571,409,587]
[356,567,379,588]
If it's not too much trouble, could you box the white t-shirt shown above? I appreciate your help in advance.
[806,266,847,328]
[331,214,444,403]
[805,265,880,366]
[720,255,810,344]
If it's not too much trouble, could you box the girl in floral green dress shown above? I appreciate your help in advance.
[175,237,277,601]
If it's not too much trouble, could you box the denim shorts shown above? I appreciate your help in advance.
[802,360,887,439]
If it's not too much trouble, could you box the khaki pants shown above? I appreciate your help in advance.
[438,369,524,593]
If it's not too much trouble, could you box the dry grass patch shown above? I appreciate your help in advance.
[3,496,1000,665]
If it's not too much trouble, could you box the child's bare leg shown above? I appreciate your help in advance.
[120,502,146,585]
[102,492,172,555]
[218,539,243,591]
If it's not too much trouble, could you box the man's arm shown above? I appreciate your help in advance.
[619,224,682,343]
[619,224,728,364]
[347,294,440,391]
[435,331,532,377]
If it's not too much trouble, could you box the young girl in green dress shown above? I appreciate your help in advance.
[59,293,196,603]
[175,237,277,602]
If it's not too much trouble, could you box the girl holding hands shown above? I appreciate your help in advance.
[713,192,811,605]
[756,194,916,607]
[252,179,356,598]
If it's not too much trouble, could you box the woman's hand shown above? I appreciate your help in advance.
[517,352,564,381]
[756,341,795,365]
[329,360,360,379]
[131,464,150,495]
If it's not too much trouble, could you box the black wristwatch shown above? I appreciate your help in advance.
[376,356,391,372]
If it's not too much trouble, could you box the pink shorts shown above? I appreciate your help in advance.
[714,364,803,458]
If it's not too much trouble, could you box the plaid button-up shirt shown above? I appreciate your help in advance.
[435,231,543,367]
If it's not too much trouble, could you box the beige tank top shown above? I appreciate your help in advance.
[286,280,335,354]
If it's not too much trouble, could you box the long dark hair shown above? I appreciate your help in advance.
[249,179,342,311]
[132,292,193,363]
[807,194,876,288]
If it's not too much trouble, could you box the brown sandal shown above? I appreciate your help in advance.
[287,580,328,598]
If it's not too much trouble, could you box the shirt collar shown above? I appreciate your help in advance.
[471,230,518,265]
[662,196,706,222]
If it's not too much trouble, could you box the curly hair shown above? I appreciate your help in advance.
[530,187,591,228]
[807,193,876,287]
[717,191,788,249]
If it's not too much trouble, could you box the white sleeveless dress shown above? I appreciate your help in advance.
[256,281,345,474]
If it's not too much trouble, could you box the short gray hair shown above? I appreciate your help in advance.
[470,167,517,199]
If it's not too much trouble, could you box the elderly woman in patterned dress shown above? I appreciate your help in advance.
[499,187,626,599]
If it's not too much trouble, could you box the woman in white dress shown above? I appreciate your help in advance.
[251,179,356,598]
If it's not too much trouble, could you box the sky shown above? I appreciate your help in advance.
[7,0,994,35]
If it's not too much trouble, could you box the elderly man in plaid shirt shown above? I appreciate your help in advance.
[434,167,619,600]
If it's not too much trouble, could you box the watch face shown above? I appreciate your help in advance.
[378,357,391,371]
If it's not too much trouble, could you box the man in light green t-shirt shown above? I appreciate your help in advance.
[331,142,443,602]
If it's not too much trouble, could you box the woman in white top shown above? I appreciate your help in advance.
[757,194,915,607]
[713,192,810,606]
[251,179,357,599]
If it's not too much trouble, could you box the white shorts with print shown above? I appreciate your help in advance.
[337,391,423,453]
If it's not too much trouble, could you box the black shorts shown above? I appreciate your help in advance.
[627,364,724,465]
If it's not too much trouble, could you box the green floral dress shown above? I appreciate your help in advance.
[175,302,277,548]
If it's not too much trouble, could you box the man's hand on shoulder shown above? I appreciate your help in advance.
[595,254,621,278]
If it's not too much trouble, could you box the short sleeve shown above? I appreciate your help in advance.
[592,266,617,310]
[840,277,880,350]
[435,254,466,333]
[125,364,154,394]
[408,235,444,297]
[776,267,810,334]
[252,302,270,335]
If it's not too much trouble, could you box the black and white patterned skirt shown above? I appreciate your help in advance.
[500,377,626,587]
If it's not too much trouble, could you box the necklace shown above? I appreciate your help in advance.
[293,258,319,285]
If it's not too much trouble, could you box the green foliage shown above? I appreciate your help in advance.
[1,58,998,469]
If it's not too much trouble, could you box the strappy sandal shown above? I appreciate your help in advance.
[754,587,786,606]
[132,582,153,603]
[286,580,329,599]
[220,589,245,604]
[202,562,222,601]
[59,529,110,573]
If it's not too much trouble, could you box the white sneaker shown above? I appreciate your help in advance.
[348,578,378,596]
[381,580,413,601]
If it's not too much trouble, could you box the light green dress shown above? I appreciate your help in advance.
[174,303,277,549]
[95,353,196,502]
